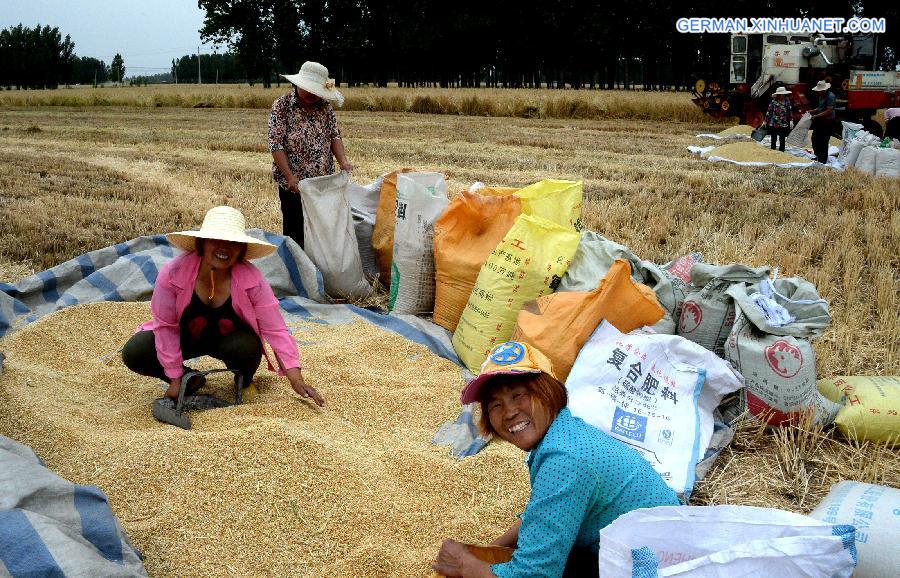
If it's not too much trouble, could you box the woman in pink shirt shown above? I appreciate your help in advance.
[122,206,324,406]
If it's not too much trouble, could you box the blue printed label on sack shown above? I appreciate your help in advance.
[612,407,647,442]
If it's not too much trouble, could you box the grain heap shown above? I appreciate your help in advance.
[0,302,529,577]
[715,124,755,137]
[703,141,813,165]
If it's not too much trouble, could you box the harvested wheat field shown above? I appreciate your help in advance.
[0,98,898,575]
[0,302,529,576]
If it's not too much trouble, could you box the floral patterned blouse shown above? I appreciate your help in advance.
[765,98,793,129]
[267,90,341,189]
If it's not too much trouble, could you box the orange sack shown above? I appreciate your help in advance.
[372,169,414,284]
[433,190,522,331]
[512,259,665,382]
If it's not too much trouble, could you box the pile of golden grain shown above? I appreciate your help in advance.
[715,124,755,137]
[0,302,529,577]
[703,141,814,165]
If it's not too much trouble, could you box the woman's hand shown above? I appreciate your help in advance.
[286,368,324,406]
[433,540,494,578]
[286,173,301,193]
[339,158,353,173]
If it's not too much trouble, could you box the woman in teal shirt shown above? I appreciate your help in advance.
[433,342,679,578]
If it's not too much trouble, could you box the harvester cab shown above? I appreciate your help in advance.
[692,32,898,136]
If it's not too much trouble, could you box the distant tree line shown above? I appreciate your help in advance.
[199,0,899,89]
[0,23,129,89]
[171,53,243,83]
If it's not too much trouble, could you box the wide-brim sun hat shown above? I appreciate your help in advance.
[772,87,792,96]
[460,341,556,405]
[167,206,277,260]
[281,61,345,107]
[811,80,831,92]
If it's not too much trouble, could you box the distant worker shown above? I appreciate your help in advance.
[268,61,352,249]
[765,86,793,152]
[122,206,324,407]
[886,107,900,140]
[433,342,679,578]
[809,80,835,164]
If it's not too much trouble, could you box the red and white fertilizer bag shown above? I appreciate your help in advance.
[565,321,743,497]
[724,277,839,426]
[299,171,373,299]
[598,505,857,578]
[639,253,704,331]
[388,173,449,315]
[811,481,899,578]
[677,263,771,358]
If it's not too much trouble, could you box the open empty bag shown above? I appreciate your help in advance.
[299,171,372,299]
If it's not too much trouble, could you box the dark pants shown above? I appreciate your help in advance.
[562,546,599,577]
[768,126,788,151]
[122,329,262,388]
[278,186,304,249]
[811,118,834,164]
[887,117,900,140]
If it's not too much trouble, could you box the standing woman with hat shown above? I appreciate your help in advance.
[809,80,836,164]
[122,206,324,406]
[433,341,679,578]
[765,86,793,152]
[268,61,352,249]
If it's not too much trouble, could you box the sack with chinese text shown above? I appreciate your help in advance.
[818,375,900,443]
[513,259,664,382]
[639,253,703,325]
[345,175,385,280]
[299,171,373,299]
[725,277,838,426]
[514,179,583,229]
[372,168,415,284]
[599,505,857,578]
[810,481,899,578]
[433,190,521,331]
[677,263,771,358]
[452,213,579,373]
[388,173,449,315]
[566,320,743,497]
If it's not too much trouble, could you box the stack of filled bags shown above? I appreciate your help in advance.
[838,124,900,177]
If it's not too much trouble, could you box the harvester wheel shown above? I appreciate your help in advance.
[720,100,730,112]
[841,79,849,91]
[695,79,706,94]
[703,100,710,109]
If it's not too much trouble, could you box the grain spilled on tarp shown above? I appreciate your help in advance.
[703,141,814,165]
[0,302,529,577]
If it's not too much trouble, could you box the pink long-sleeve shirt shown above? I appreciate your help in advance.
[139,252,301,380]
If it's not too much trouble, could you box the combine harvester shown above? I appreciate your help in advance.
[692,32,899,136]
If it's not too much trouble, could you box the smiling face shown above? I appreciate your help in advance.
[199,238,245,271]
[486,382,553,451]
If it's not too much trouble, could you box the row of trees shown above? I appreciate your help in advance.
[0,24,126,89]
[199,0,899,89]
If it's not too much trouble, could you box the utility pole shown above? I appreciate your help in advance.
[198,46,201,84]
[214,46,219,84]
[93,68,97,87]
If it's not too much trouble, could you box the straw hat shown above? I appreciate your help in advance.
[811,80,831,92]
[167,206,276,260]
[772,86,792,96]
[281,61,344,107]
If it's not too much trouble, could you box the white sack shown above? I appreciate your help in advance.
[810,481,898,578]
[299,171,373,299]
[855,146,877,175]
[345,175,384,280]
[565,321,743,497]
[786,112,812,148]
[389,172,449,314]
[874,147,900,178]
[599,505,857,578]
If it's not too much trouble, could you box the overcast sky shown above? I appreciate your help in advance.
[2,0,220,75]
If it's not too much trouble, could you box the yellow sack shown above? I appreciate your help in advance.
[477,186,519,197]
[512,259,664,382]
[515,179,583,230]
[817,376,900,443]
[433,191,522,332]
[452,213,580,373]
